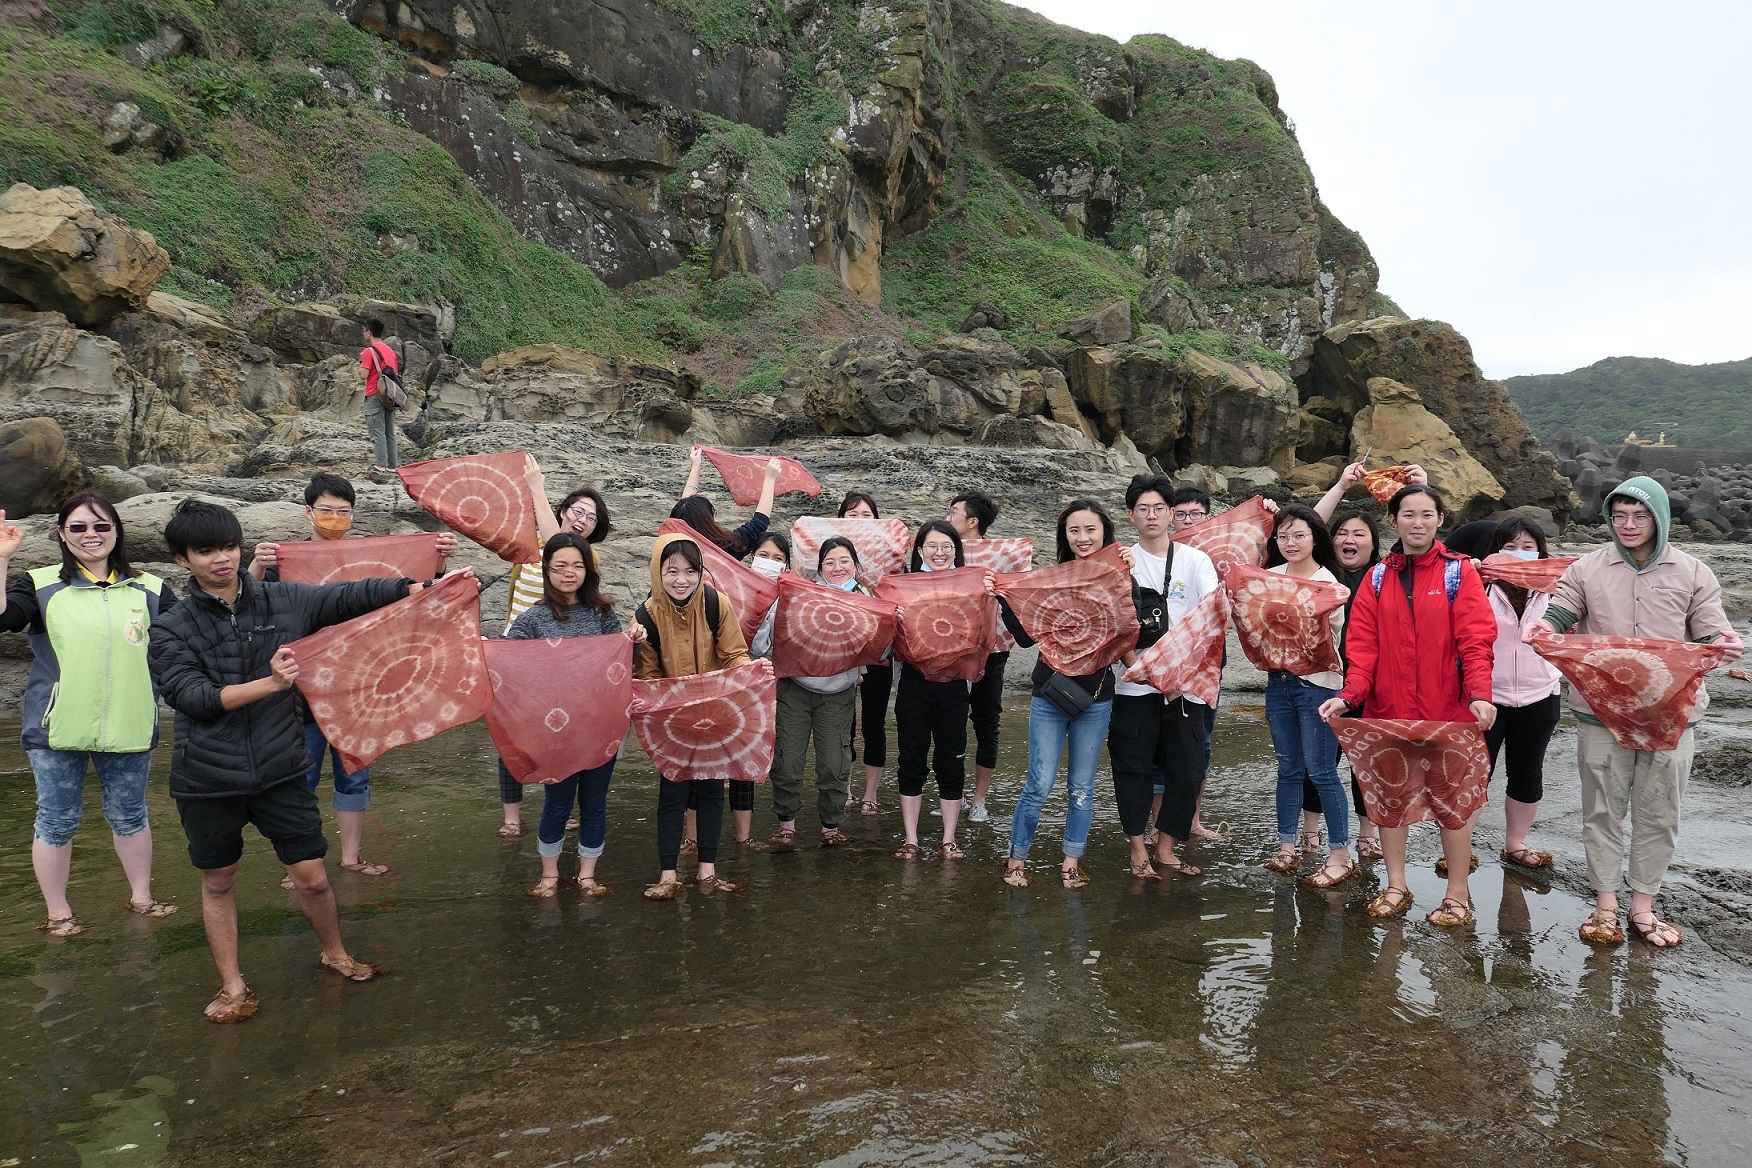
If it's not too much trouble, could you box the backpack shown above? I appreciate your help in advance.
[635,585,722,660]
[363,340,409,411]
[1369,557,1463,604]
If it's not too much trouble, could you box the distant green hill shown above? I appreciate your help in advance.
[1505,356,1752,451]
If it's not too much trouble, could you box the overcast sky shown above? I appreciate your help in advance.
[1018,1,1752,379]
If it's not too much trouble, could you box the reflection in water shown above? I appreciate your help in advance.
[0,709,1739,1166]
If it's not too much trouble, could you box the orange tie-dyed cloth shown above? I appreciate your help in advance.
[1121,583,1228,706]
[699,446,821,506]
[791,516,912,588]
[630,661,777,783]
[657,518,776,644]
[1362,466,1417,505]
[1223,563,1349,677]
[275,533,443,585]
[1529,627,1728,751]
[770,573,897,680]
[1476,553,1579,595]
[963,537,1033,651]
[398,452,541,564]
[875,567,998,683]
[1169,495,1273,573]
[994,544,1137,676]
[1332,718,1491,829]
[485,633,633,782]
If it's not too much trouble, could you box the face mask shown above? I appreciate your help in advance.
[835,576,859,591]
[1504,548,1540,561]
[750,557,784,579]
[311,513,353,539]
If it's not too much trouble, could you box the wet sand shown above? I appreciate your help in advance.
[2,703,1750,1167]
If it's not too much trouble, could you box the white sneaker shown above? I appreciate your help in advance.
[968,802,989,823]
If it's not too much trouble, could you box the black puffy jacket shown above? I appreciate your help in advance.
[147,573,409,799]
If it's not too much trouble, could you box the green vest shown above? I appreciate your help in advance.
[23,566,167,753]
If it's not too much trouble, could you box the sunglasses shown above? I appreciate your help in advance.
[63,522,115,534]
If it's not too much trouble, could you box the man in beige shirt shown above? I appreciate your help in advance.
[1533,476,1742,949]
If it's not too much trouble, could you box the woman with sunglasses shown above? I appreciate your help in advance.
[496,458,614,838]
[0,495,179,936]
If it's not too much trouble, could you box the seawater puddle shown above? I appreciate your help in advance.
[1,705,1749,1166]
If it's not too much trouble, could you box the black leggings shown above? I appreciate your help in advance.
[688,778,754,813]
[1301,773,1372,823]
[659,778,723,868]
[895,666,969,800]
[968,651,1010,770]
[1484,693,1563,804]
[856,663,895,767]
[1109,693,1208,840]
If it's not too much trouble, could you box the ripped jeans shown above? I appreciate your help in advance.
[1009,696,1113,860]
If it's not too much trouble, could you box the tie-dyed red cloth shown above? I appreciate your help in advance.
[291,573,491,772]
[699,446,821,506]
[994,544,1138,676]
[963,537,1033,651]
[875,567,998,683]
[1170,495,1273,574]
[791,517,912,588]
[1529,628,1728,751]
[1223,563,1349,677]
[275,533,443,586]
[1121,583,1228,706]
[771,573,897,679]
[1477,553,1579,595]
[1332,718,1491,829]
[485,633,632,782]
[630,661,776,782]
[1363,466,1418,505]
[658,518,777,645]
[398,452,541,564]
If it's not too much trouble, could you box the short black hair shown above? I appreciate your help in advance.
[1170,486,1211,512]
[364,318,385,338]
[304,472,355,508]
[950,491,998,536]
[838,491,879,519]
[1125,474,1176,510]
[165,499,243,557]
[755,531,792,561]
[1388,483,1447,519]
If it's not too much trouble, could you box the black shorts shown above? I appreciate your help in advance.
[176,779,329,870]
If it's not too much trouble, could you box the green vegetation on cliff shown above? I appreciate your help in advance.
[1506,357,1752,452]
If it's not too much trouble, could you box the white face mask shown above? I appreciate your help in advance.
[1504,548,1541,561]
[750,556,785,579]
[835,576,859,591]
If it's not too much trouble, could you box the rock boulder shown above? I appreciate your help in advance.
[0,417,83,517]
[1058,299,1132,346]
[0,184,171,325]
[1349,377,1503,523]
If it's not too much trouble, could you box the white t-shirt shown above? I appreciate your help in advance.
[1267,563,1345,691]
[1115,541,1219,701]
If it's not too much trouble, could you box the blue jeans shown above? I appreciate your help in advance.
[537,759,617,859]
[305,723,371,811]
[28,748,153,847]
[1264,673,1349,847]
[1009,696,1113,860]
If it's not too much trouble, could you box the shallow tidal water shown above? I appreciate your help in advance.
[2,700,1750,1168]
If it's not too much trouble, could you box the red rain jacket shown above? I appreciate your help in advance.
[1337,542,1495,720]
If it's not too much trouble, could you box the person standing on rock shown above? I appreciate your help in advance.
[945,490,1005,824]
[1527,477,1742,948]
[248,472,457,881]
[1112,475,1219,879]
[1317,484,1497,928]
[359,318,400,477]
[1,495,179,938]
[148,499,451,1022]
[496,457,614,839]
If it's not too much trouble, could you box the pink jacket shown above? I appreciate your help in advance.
[1487,585,1562,707]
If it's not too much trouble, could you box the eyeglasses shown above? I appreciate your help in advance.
[1133,504,1168,516]
[564,504,596,520]
[921,542,957,553]
[1609,513,1651,528]
[63,522,114,534]
[1275,531,1309,542]
[311,506,353,517]
[1171,509,1206,523]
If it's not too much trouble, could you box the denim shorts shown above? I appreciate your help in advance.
[28,748,153,848]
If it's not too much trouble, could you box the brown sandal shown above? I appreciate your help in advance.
[1060,866,1091,889]
[320,954,388,981]
[205,986,260,1024]
[340,860,389,876]
[1501,845,1553,870]
[1578,908,1624,945]
[1425,898,1474,928]
[496,822,525,838]
[576,876,612,897]
[738,837,772,853]
[767,826,797,846]
[1434,852,1480,877]
[527,877,560,898]
[1154,855,1203,877]
[1356,836,1384,860]
[38,916,86,937]
[1125,861,1162,882]
[1002,861,1031,888]
[1366,887,1413,919]
[678,838,698,856]
[1263,850,1300,873]
[1300,831,1323,854]
[694,874,745,894]
[124,898,180,917]
[1303,861,1356,889]
[940,840,967,860]
[892,842,922,860]
[1629,911,1683,948]
[643,878,685,900]
[819,828,851,846]
[859,800,880,816]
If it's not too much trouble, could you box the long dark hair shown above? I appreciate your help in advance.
[670,496,746,558]
[909,520,965,571]
[1387,483,1447,520]
[1487,515,1549,558]
[1330,509,1381,570]
[556,486,612,543]
[837,491,879,519]
[542,532,609,619]
[1054,497,1116,564]
[817,536,861,573]
[1265,503,1341,576]
[755,531,792,562]
[55,492,137,584]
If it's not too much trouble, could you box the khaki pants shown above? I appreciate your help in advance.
[1576,722,1693,896]
[772,679,855,828]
